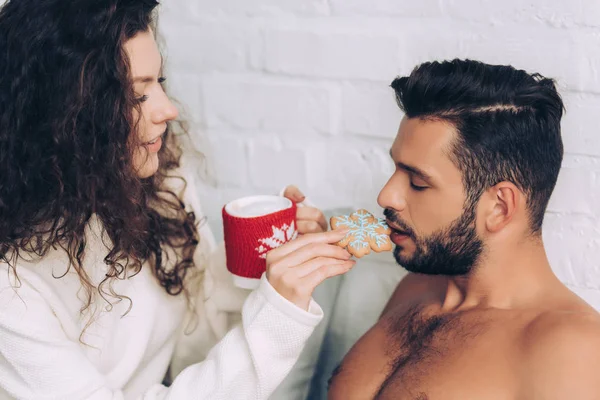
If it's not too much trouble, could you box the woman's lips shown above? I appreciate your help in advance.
[144,136,162,153]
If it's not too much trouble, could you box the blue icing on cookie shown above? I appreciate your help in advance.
[334,210,390,249]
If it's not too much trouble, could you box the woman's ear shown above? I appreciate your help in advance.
[483,182,520,233]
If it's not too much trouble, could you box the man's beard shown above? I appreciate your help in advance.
[384,206,484,276]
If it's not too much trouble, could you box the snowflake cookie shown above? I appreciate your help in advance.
[330,209,393,258]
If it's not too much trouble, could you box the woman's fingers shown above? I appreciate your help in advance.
[296,206,328,233]
[297,220,323,235]
[282,185,328,233]
[267,229,349,262]
[268,242,351,275]
[265,228,356,310]
[301,261,356,291]
[269,258,356,310]
[292,257,356,278]
[282,185,306,203]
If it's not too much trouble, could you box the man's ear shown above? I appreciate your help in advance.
[483,182,521,233]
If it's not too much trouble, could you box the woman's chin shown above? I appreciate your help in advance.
[135,155,159,178]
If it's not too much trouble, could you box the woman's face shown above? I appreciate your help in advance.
[124,29,178,178]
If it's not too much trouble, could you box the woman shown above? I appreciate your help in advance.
[0,0,355,399]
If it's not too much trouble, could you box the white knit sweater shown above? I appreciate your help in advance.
[0,173,323,400]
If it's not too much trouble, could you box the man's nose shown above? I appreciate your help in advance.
[377,174,407,212]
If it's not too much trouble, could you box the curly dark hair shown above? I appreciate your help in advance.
[0,0,199,314]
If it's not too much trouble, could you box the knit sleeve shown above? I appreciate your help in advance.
[162,274,323,399]
[0,268,323,400]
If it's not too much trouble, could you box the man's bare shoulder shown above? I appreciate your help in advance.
[523,298,600,351]
[379,273,447,318]
[522,306,600,398]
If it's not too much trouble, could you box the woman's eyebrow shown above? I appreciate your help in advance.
[132,56,164,83]
[132,76,156,83]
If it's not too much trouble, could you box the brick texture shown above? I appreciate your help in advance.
[160,0,600,309]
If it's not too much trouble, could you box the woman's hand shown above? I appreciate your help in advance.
[283,185,328,234]
[266,229,354,310]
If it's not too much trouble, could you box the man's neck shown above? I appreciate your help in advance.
[440,238,562,311]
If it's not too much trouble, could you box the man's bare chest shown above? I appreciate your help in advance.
[328,306,521,400]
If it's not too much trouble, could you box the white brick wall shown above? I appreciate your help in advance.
[159,0,600,309]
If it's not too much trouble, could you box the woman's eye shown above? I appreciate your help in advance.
[135,77,166,103]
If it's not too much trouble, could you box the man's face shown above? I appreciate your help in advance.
[377,117,483,276]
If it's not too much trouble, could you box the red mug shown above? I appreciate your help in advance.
[222,195,298,289]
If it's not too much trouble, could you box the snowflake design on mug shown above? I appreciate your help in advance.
[255,221,298,259]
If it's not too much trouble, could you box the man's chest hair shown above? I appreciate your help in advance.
[376,304,489,395]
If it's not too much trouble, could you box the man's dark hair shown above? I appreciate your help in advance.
[391,59,565,233]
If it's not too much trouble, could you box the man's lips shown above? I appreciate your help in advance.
[386,220,409,235]
[386,219,412,244]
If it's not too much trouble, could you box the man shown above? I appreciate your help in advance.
[327,59,600,399]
